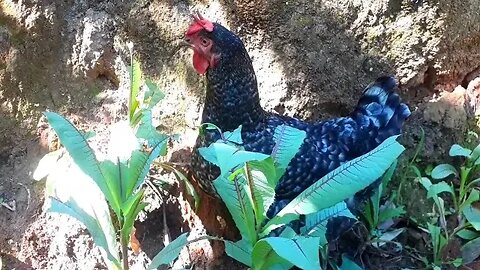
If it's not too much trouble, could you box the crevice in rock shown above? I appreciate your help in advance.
[461,66,480,88]
[421,64,436,92]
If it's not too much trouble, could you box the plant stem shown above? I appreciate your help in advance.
[118,215,129,270]
[121,232,129,270]
[459,167,471,206]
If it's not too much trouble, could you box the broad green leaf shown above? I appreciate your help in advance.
[427,223,447,263]
[418,177,432,191]
[378,205,405,224]
[33,149,63,180]
[462,237,480,264]
[147,233,189,270]
[259,237,320,270]
[271,125,306,181]
[302,202,355,245]
[244,159,277,226]
[252,239,294,270]
[121,189,148,244]
[127,139,167,198]
[199,143,269,176]
[130,108,146,127]
[431,164,457,179]
[471,143,480,164]
[366,162,397,229]
[418,178,453,207]
[262,135,404,235]
[463,206,480,231]
[223,125,243,145]
[49,198,121,269]
[214,175,256,244]
[460,189,480,212]
[135,110,169,147]
[144,79,165,109]
[125,151,149,199]
[279,226,298,238]
[452,258,463,267]
[456,229,480,240]
[340,255,363,270]
[129,58,142,121]
[426,181,454,199]
[225,238,253,267]
[99,160,123,216]
[449,144,472,157]
[44,112,117,213]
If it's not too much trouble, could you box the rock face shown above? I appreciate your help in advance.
[1,0,480,268]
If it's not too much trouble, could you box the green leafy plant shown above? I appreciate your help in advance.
[416,137,480,268]
[361,161,406,246]
[33,55,197,269]
[199,125,405,269]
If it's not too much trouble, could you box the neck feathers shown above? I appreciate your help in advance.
[202,31,264,130]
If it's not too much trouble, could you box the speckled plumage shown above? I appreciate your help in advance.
[190,23,411,218]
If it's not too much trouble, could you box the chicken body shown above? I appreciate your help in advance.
[187,21,410,218]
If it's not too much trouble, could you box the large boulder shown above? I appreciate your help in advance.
[1,0,480,268]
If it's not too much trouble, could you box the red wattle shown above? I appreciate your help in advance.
[193,51,209,75]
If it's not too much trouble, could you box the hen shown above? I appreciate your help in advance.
[185,14,411,218]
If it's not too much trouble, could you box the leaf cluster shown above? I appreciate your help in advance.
[199,125,405,269]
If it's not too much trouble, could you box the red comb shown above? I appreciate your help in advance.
[186,11,214,35]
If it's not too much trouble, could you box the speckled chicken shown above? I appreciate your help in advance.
[185,14,411,218]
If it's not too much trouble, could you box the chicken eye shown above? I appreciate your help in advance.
[200,38,209,46]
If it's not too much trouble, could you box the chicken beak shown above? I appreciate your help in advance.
[179,39,193,49]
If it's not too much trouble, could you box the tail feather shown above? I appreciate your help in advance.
[352,76,411,152]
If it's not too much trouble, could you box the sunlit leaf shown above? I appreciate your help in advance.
[251,238,294,270]
[243,159,276,226]
[49,198,121,269]
[199,143,269,177]
[33,149,63,181]
[255,237,320,270]
[127,139,167,197]
[129,58,142,121]
[121,189,148,245]
[302,201,355,245]
[214,175,256,244]
[262,136,404,235]
[144,79,165,109]
[223,125,243,145]
[271,125,306,185]
[44,112,118,214]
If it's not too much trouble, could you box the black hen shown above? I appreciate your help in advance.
[185,15,411,218]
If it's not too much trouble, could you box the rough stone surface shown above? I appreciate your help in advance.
[423,86,469,130]
[1,0,480,268]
